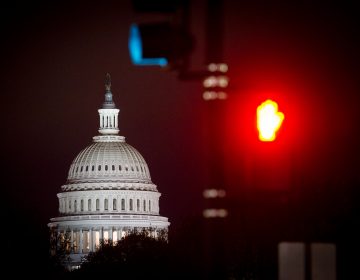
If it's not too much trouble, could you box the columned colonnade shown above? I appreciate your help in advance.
[59,226,158,254]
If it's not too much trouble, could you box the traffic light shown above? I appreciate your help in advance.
[128,23,169,67]
[128,22,193,68]
[128,0,193,69]
[257,99,284,142]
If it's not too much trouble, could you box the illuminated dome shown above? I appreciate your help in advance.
[63,136,157,191]
[67,139,151,184]
[48,74,169,269]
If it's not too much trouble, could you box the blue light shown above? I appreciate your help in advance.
[128,24,168,67]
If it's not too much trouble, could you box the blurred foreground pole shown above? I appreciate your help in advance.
[201,0,229,279]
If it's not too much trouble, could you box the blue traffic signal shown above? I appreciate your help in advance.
[128,24,168,67]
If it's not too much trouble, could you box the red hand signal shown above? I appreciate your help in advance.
[257,99,284,141]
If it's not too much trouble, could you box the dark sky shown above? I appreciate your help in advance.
[1,0,359,276]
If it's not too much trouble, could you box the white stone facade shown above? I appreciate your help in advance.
[48,75,169,266]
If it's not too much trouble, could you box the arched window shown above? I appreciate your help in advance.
[80,166,83,172]
[74,200,77,212]
[96,199,100,211]
[81,200,84,211]
[129,199,133,211]
[137,199,140,211]
[92,165,95,171]
[119,165,122,171]
[88,199,92,211]
[86,166,88,172]
[149,200,151,212]
[125,166,128,171]
[143,200,146,211]
[69,200,71,210]
[131,166,134,171]
[113,199,117,210]
[112,165,115,171]
[141,166,143,172]
[104,199,108,210]
[98,165,101,171]
[136,166,139,172]
[105,165,108,171]
[121,199,125,210]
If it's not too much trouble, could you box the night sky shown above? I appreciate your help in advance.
[1,0,359,277]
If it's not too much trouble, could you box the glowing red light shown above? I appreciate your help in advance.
[257,99,284,141]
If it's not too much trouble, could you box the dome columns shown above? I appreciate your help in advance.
[98,108,120,135]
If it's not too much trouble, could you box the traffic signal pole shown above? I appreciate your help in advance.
[201,1,229,279]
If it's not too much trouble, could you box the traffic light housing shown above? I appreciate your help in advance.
[129,22,193,68]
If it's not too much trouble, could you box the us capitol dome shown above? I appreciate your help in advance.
[48,74,169,266]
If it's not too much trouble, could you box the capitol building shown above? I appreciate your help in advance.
[48,74,170,266]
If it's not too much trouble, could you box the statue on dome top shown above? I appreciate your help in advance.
[105,73,111,92]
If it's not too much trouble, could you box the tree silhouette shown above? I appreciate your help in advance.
[73,228,173,279]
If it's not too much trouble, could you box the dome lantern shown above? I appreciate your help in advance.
[98,73,120,135]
